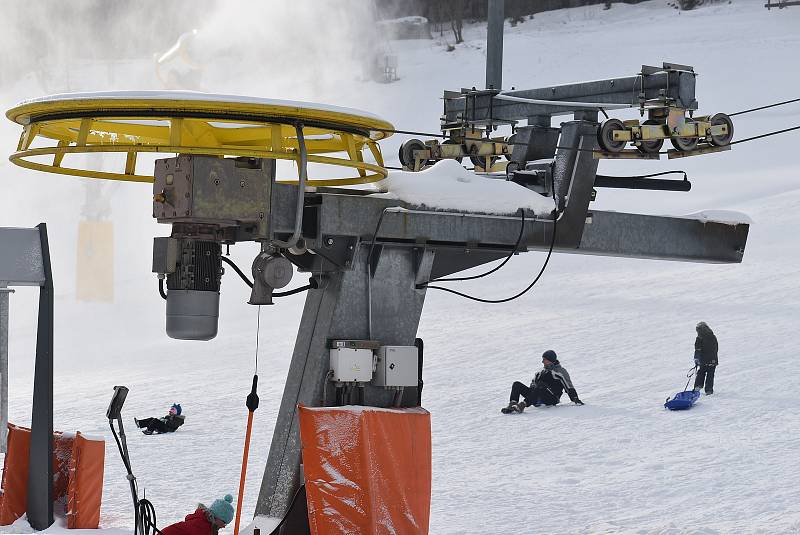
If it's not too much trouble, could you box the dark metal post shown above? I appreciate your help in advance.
[28,223,53,530]
[486,0,504,90]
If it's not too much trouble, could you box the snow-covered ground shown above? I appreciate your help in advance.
[1,1,800,533]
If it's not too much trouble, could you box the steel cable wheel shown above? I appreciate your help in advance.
[709,113,734,146]
[670,118,699,152]
[636,119,665,155]
[597,119,626,153]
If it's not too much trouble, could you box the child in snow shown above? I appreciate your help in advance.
[501,350,584,414]
[693,321,719,395]
[161,494,234,535]
[134,403,185,435]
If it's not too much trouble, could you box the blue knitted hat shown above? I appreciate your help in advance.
[170,403,182,416]
[209,494,234,525]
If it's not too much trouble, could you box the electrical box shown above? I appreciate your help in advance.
[330,348,374,383]
[373,346,419,387]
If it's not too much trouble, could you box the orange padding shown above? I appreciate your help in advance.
[67,433,105,529]
[298,406,432,535]
[0,424,105,528]
[0,424,31,525]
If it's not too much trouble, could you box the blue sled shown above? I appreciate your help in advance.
[664,390,700,410]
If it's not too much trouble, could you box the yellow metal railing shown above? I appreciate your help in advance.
[6,93,394,186]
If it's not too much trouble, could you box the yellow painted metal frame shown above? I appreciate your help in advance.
[6,96,394,186]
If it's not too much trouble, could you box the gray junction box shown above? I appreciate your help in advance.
[373,346,419,387]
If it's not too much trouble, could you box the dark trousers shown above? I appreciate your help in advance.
[136,417,170,433]
[509,381,559,406]
[694,364,716,393]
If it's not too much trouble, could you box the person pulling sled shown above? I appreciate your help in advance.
[501,350,584,414]
[693,321,718,395]
[135,403,185,435]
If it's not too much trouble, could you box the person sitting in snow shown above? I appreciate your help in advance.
[501,350,583,414]
[134,403,185,435]
[693,321,718,395]
[161,494,234,535]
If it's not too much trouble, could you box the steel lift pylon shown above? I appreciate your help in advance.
[5,5,750,527]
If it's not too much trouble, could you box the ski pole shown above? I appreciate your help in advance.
[234,375,259,535]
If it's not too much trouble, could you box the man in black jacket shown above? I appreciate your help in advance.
[693,322,719,395]
[501,350,584,414]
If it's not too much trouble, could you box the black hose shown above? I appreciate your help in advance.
[158,279,167,300]
[221,255,254,288]
[272,277,318,297]
[418,209,525,287]
[138,498,166,535]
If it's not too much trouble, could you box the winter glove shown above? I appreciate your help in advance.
[567,388,583,405]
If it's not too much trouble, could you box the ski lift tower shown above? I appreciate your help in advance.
[5,4,749,529]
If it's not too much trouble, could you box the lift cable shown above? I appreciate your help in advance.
[379,96,800,160]
[728,97,800,117]
[417,209,526,287]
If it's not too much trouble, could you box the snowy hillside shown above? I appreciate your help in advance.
[1,1,800,534]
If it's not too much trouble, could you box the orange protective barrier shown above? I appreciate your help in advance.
[0,424,104,528]
[66,432,105,529]
[53,432,76,503]
[298,406,432,535]
[0,424,31,525]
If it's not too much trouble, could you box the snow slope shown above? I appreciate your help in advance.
[1,1,800,534]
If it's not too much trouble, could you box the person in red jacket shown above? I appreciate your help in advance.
[161,494,234,535]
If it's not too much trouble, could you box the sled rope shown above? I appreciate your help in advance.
[683,365,697,393]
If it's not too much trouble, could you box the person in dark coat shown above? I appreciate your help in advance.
[693,321,719,395]
[501,350,584,413]
[134,403,185,435]
[161,494,234,535]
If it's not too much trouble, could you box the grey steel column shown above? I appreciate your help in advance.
[255,245,433,523]
[28,223,53,531]
[486,0,504,90]
[0,284,11,453]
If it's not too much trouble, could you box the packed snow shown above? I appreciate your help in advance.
[1,1,799,534]
[376,160,556,215]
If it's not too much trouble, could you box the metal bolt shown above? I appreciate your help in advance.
[240,180,246,188]
[214,179,220,186]
[326,238,334,246]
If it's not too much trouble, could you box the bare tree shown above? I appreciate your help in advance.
[446,0,465,44]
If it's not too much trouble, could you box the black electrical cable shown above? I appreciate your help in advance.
[221,254,316,297]
[221,255,254,288]
[422,216,557,304]
[417,209,525,287]
[138,498,166,535]
[272,277,318,297]
[421,163,560,304]
[158,279,167,300]
[109,421,141,535]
